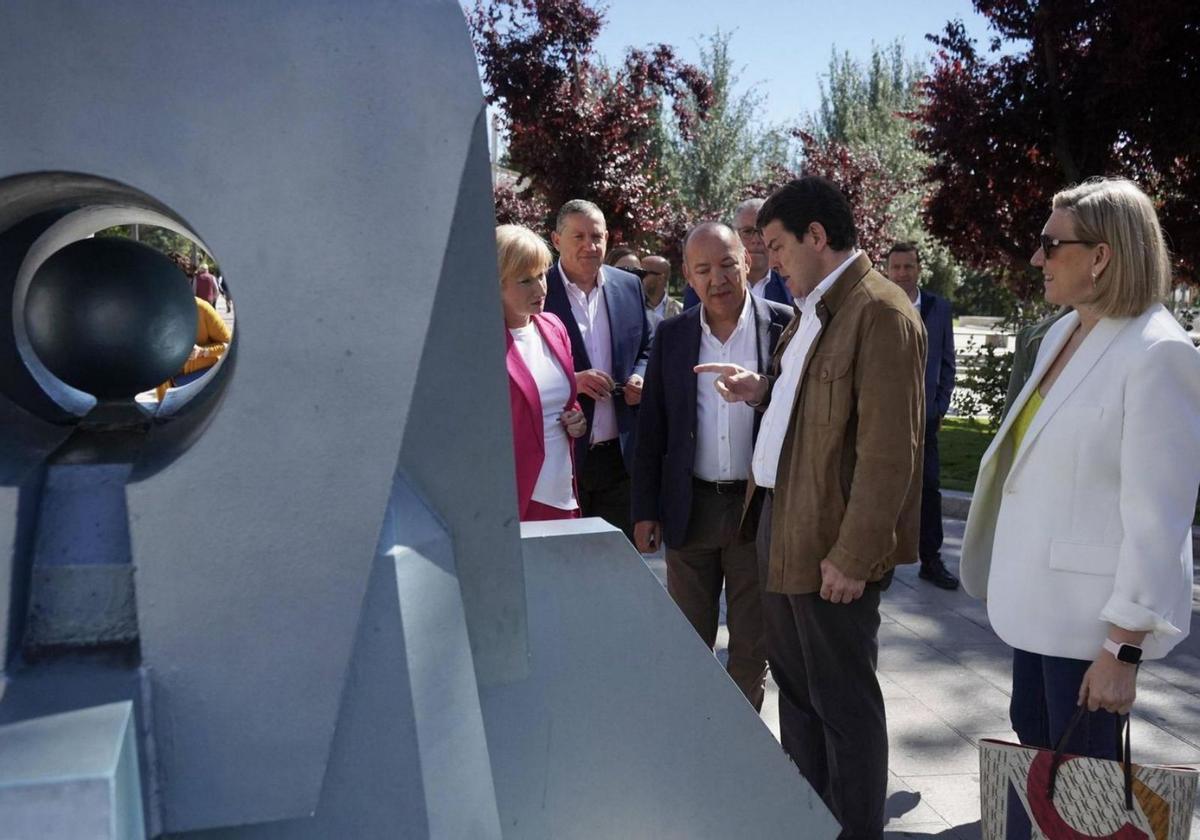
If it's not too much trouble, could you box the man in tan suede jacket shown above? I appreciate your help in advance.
[697,177,925,839]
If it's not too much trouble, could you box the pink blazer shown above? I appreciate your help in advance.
[506,312,581,520]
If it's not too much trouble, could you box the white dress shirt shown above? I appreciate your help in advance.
[694,293,758,481]
[752,251,861,489]
[509,323,578,510]
[558,262,617,443]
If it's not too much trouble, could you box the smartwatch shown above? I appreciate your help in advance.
[1102,638,1143,665]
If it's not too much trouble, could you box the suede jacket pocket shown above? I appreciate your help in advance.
[803,352,854,426]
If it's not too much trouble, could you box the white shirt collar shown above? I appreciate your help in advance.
[557,259,604,294]
[913,287,922,310]
[699,289,753,339]
[797,250,860,313]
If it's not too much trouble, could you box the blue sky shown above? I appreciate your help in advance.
[587,0,1010,128]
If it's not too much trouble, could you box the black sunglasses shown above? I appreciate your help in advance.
[1039,234,1095,256]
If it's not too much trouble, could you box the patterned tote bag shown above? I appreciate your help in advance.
[980,708,1198,839]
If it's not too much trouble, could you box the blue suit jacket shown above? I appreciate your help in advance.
[544,262,652,468]
[919,289,956,420]
[632,295,794,549]
[683,269,791,309]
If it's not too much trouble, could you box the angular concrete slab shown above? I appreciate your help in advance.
[0,701,144,839]
[481,520,839,839]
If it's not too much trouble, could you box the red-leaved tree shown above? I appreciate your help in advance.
[917,1,1200,284]
[747,130,913,264]
[468,0,712,245]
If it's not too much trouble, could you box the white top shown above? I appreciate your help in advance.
[912,288,922,310]
[695,293,758,481]
[559,262,617,443]
[510,323,578,510]
[960,305,1200,660]
[752,251,861,489]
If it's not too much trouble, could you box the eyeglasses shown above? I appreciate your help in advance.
[1039,235,1095,256]
[736,226,762,238]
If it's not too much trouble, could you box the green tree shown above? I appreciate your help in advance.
[808,41,963,300]
[658,31,792,220]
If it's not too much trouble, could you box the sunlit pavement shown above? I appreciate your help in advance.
[642,517,1200,837]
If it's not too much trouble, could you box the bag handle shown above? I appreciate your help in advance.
[1047,706,1134,811]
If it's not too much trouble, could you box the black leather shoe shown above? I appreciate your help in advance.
[918,557,960,590]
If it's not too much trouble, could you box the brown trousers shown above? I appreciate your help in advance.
[665,480,767,709]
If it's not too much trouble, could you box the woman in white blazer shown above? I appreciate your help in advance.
[961,178,1200,772]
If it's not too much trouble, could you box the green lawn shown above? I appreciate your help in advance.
[938,416,993,492]
[938,416,1200,525]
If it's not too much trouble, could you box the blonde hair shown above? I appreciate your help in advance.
[495,224,552,286]
[1052,178,1170,317]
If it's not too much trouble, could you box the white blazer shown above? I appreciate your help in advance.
[961,305,1200,661]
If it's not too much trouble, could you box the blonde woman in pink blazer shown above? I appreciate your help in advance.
[497,224,587,521]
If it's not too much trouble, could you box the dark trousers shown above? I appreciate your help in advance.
[666,480,766,709]
[919,422,943,561]
[1005,648,1121,839]
[756,493,888,840]
[577,441,633,540]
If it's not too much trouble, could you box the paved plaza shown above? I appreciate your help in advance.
[643,516,1200,837]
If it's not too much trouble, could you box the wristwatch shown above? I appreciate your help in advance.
[1102,638,1143,665]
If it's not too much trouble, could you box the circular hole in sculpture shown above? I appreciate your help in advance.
[0,173,235,420]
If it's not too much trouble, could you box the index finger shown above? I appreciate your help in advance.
[694,363,742,376]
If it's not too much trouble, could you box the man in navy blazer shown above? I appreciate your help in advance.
[544,200,652,540]
[632,222,793,708]
[886,242,959,589]
[683,198,793,309]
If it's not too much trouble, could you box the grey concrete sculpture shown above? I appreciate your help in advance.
[0,2,837,838]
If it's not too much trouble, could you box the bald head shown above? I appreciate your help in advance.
[684,222,744,258]
[683,222,749,326]
[639,254,671,305]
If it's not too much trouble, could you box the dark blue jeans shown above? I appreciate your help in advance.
[1005,648,1121,839]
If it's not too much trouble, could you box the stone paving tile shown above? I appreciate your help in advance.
[942,599,991,629]
[885,669,1012,736]
[1143,651,1200,697]
[879,670,915,701]
[933,644,1013,696]
[1124,716,1200,766]
[899,773,983,828]
[885,772,953,828]
[1133,673,1200,754]
[884,608,1001,648]
[879,623,960,672]
[887,697,981,776]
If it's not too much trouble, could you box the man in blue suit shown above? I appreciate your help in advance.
[886,241,959,589]
[632,222,793,707]
[683,198,792,310]
[545,200,652,540]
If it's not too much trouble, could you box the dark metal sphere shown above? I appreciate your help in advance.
[24,237,197,400]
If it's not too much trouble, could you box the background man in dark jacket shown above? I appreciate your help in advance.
[885,241,959,589]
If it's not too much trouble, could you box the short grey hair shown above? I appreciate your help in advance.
[555,199,605,233]
[732,197,766,221]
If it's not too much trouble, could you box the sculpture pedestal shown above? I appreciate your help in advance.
[0,701,144,839]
